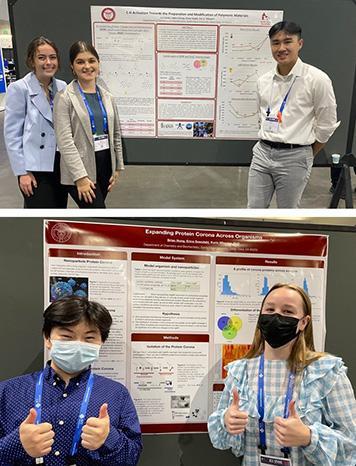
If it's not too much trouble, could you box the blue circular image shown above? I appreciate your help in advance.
[217,315,230,330]
[186,123,192,130]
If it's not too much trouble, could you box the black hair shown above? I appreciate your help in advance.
[269,21,302,40]
[26,36,60,70]
[69,40,100,65]
[43,296,112,342]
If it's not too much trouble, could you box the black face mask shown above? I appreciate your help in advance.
[258,313,301,349]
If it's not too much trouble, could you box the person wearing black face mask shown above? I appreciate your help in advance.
[208,283,356,466]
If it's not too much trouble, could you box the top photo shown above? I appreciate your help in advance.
[0,0,355,209]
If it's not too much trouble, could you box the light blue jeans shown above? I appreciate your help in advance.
[247,141,314,208]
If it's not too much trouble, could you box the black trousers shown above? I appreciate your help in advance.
[66,149,112,209]
[21,152,68,208]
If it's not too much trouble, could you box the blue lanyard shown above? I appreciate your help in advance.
[77,82,108,135]
[34,370,45,424]
[48,89,54,112]
[257,354,295,457]
[35,371,95,458]
[70,372,94,456]
[266,76,297,122]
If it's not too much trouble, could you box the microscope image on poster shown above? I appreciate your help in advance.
[50,276,89,302]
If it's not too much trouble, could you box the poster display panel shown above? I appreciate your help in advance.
[44,220,328,433]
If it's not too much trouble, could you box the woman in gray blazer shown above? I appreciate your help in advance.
[54,41,124,208]
[4,37,67,208]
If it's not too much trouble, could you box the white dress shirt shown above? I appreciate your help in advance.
[257,58,340,144]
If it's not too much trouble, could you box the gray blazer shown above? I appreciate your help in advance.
[53,80,124,185]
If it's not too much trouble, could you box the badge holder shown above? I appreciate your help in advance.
[93,134,109,152]
[263,117,279,134]
[259,454,292,465]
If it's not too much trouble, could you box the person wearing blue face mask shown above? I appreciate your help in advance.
[0,296,142,465]
[208,283,356,466]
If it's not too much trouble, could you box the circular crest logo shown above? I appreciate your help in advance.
[51,223,72,243]
[101,7,116,22]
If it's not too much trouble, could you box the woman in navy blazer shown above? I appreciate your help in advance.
[4,36,67,208]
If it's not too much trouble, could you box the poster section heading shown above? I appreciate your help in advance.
[44,220,328,434]
[91,6,283,140]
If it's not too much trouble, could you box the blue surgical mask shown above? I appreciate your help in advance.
[50,340,101,374]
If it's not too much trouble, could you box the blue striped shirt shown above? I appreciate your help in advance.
[208,355,356,465]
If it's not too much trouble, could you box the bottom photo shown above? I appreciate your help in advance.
[0,216,355,466]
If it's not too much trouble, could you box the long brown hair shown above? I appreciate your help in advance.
[244,283,325,373]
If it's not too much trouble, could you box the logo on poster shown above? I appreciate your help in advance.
[261,12,270,26]
[51,223,72,243]
[101,8,116,22]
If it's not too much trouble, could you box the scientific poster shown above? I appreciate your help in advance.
[91,6,283,140]
[44,220,328,433]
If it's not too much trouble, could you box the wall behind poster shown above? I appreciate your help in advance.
[0,217,355,466]
[9,0,356,165]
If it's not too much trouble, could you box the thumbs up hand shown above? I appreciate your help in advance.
[19,408,55,458]
[81,403,110,451]
[274,400,311,447]
[224,387,248,435]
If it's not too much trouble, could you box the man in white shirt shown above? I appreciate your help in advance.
[247,21,339,208]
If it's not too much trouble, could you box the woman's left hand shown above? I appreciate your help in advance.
[274,400,311,447]
[107,171,120,192]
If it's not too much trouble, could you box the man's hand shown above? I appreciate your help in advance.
[311,141,325,157]
[19,408,55,458]
[274,400,311,447]
[81,403,110,451]
[223,387,248,435]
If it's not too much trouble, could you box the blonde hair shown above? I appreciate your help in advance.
[244,283,325,373]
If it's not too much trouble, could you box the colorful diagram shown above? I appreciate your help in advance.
[50,276,88,302]
[217,314,242,340]
[221,275,238,296]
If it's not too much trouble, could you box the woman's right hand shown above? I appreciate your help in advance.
[75,177,96,204]
[19,173,37,197]
[224,387,248,435]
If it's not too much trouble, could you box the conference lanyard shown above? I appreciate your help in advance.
[34,370,95,465]
[48,89,54,112]
[266,76,297,123]
[77,82,108,135]
[257,354,295,458]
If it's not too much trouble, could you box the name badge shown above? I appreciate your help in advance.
[260,454,292,466]
[263,117,279,133]
[94,134,109,152]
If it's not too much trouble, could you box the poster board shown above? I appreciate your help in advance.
[44,219,328,434]
[91,6,283,141]
[9,0,356,165]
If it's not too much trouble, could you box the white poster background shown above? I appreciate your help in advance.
[91,6,283,140]
[44,248,128,383]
